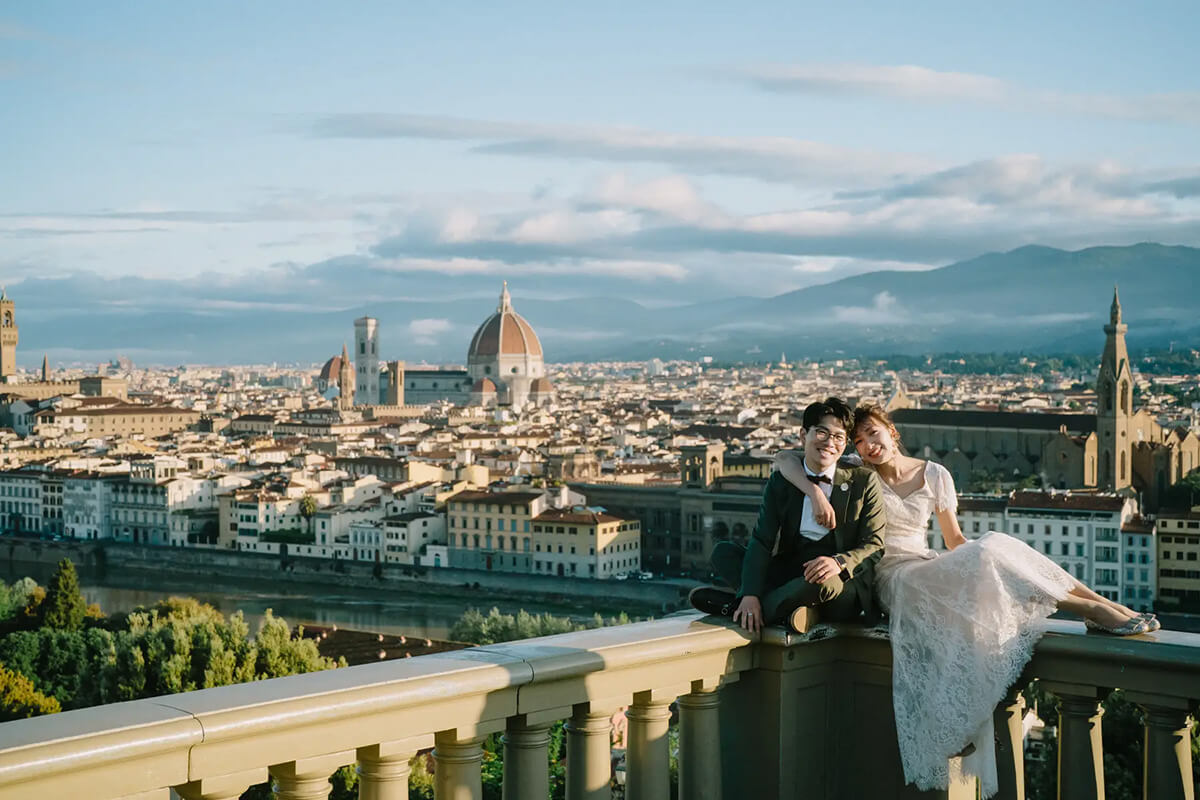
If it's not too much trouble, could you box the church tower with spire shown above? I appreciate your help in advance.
[0,289,17,380]
[1096,286,1133,490]
[337,342,355,411]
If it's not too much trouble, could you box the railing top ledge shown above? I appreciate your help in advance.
[0,647,528,764]
[476,613,753,679]
[0,698,200,786]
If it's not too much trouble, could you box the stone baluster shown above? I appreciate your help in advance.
[565,703,614,800]
[175,769,268,800]
[433,730,485,800]
[625,690,674,800]
[1050,685,1105,800]
[992,688,1027,800]
[502,715,553,800]
[270,753,352,800]
[1127,693,1195,800]
[677,683,722,800]
[358,742,421,800]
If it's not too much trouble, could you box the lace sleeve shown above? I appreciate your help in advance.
[931,462,958,514]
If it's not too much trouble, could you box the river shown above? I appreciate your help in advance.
[0,561,649,641]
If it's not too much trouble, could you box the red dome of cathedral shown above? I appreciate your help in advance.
[471,377,497,394]
[318,355,344,382]
[468,282,543,358]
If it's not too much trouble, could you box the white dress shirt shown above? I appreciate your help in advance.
[798,462,836,541]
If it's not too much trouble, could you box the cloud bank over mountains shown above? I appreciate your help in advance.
[5,43,1200,364]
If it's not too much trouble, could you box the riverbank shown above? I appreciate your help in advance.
[0,537,686,613]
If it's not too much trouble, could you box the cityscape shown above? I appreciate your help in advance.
[2,4,1199,800]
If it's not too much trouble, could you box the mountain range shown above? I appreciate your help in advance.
[11,243,1199,367]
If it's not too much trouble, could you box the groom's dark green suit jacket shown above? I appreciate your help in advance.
[741,464,888,621]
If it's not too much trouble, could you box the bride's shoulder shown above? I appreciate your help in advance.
[925,460,955,487]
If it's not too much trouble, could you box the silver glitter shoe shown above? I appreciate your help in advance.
[1136,612,1161,632]
[1085,616,1150,636]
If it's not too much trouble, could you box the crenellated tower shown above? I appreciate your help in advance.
[0,289,17,380]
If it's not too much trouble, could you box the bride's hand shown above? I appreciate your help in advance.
[811,490,836,529]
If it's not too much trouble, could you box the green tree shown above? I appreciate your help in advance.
[1162,469,1200,510]
[0,663,61,721]
[0,577,38,622]
[299,494,318,535]
[41,558,87,631]
[450,607,634,646]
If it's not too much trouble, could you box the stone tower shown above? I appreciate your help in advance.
[354,316,379,406]
[338,343,355,411]
[681,442,726,489]
[1096,286,1133,490]
[0,289,17,380]
[41,354,48,382]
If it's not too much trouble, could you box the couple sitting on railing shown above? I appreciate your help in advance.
[688,397,1159,799]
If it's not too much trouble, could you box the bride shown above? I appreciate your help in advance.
[775,403,1155,798]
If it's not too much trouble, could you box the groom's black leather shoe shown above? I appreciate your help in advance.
[688,586,737,617]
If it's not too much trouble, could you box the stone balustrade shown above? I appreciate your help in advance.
[0,614,1195,800]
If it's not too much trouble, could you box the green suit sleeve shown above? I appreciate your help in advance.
[740,471,787,598]
[837,471,887,577]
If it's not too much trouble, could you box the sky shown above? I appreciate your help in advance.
[3,1,1200,319]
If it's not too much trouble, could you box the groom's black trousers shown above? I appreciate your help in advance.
[710,532,862,624]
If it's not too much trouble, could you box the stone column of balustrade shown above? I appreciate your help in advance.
[992,688,1027,800]
[175,769,268,800]
[269,753,353,800]
[433,731,485,800]
[1127,694,1195,800]
[357,743,417,800]
[677,685,722,800]
[502,715,552,800]
[565,704,614,800]
[1051,686,1106,800]
[624,691,674,800]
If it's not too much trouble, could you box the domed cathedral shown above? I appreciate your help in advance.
[467,283,554,408]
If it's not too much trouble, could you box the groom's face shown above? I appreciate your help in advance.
[802,414,847,472]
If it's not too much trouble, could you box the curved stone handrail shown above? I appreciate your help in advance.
[0,613,1195,800]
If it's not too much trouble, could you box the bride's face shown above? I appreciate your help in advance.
[853,420,896,465]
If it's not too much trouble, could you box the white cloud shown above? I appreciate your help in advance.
[736,63,1200,126]
[305,112,938,187]
[408,318,453,346]
[832,291,909,325]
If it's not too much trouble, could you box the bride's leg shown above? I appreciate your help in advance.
[1058,594,1131,627]
[1066,581,1139,619]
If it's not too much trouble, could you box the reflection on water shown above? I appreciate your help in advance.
[0,561,625,641]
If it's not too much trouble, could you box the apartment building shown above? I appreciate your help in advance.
[531,507,641,579]
[1156,507,1200,611]
[0,468,47,536]
[445,490,545,573]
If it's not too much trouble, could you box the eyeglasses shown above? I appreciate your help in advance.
[810,426,847,445]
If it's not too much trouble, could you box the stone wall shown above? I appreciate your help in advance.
[0,537,686,609]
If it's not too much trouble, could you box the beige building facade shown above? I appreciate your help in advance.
[1156,507,1200,611]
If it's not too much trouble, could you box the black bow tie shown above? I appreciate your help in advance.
[806,472,832,485]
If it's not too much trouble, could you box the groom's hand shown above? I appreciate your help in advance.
[732,596,763,633]
[803,556,840,584]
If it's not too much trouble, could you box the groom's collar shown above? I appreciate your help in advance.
[804,460,837,483]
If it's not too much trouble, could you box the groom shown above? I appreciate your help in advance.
[690,397,887,632]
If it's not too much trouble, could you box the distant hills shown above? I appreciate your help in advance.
[13,243,1200,366]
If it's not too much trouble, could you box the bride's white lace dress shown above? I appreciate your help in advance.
[878,461,1075,798]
